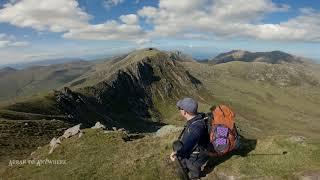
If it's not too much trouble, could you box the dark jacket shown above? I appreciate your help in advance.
[176,113,209,158]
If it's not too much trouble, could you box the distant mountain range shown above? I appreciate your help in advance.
[0,58,86,70]
[0,60,94,101]
[209,50,306,64]
[1,50,316,71]
[0,67,17,77]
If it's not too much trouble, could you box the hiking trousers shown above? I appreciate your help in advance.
[179,151,209,179]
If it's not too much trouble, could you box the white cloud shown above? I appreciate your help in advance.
[0,41,10,48]
[0,0,319,43]
[10,41,29,47]
[63,20,144,41]
[0,0,146,43]
[159,0,208,13]
[209,0,289,22]
[299,8,315,14]
[103,0,125,10]
[138,0,320,42]
[0,0,90,32]
[120,14,139,25]
[0,33,29,48]
[63,14,144,42]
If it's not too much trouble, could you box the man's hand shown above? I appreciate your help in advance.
[170,152,177,162]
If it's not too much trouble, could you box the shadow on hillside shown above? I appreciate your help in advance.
[202,136,257,176]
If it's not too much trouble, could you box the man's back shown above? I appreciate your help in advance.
[177,113,209,158]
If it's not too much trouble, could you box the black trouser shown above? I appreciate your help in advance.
[177,151,209,179]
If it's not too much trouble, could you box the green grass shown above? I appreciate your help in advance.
[2,129,180,179]
[206,136,320,179]
[5,93,60,115]
[0,93,63,120]
[183,61,320,141]
[2,129,319,179]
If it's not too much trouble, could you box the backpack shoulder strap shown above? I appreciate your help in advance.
[178,114,208,140]
[178,127,186,140]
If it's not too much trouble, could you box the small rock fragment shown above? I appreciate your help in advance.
[49,137,61,154]
[288,136,306,143]
[62,124,81,138]
[78,131,84,138]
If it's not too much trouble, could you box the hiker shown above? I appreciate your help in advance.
[170,97,240,180]
[170,97,209,180]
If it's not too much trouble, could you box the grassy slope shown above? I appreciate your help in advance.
[183,61,320,141]
[0,93,64,121]
[2,129,319,179]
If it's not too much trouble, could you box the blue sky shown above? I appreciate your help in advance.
[0,0,320,65]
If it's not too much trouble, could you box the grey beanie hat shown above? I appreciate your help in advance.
[176,97,198,114]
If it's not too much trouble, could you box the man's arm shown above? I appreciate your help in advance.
[176,125,201,158]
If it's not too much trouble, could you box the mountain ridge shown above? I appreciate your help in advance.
[1,48,207,131]
[211,50,304,64]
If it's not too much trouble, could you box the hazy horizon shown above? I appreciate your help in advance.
[1,47,320,69]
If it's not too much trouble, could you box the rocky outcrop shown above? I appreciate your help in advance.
[155,125,183,137]
[91,122,106,129]
[62,124,81,138]
[168,51,195,62]
[48,124,82,154]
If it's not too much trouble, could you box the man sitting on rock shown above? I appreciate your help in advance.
[170,97,209,180]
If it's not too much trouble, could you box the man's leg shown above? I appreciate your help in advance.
[185,153,209,179]
[175,158,190,180]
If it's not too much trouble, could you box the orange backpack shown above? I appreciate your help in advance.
[207,105,239,156]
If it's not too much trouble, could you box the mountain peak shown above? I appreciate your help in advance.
[113,48,196,66]
[112,48,167,66]
[42,48,205,131]
[215,50,249,59]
